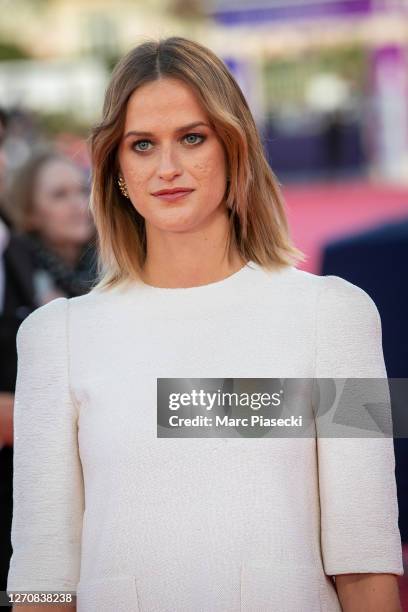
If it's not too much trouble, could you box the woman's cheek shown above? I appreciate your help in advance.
[194,158,226,192]
[191,152,218,176]
[127,171,147,194]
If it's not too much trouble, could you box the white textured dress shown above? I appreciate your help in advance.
[7,261,403,611]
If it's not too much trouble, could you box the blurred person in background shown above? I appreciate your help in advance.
[7,149,97,305]
[0,144,97,610]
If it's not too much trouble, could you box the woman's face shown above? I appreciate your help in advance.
[117,77,228,235]
[28,158,93,247]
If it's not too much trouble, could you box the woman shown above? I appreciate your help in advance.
[6,149,97,304]
[7,38,403,611]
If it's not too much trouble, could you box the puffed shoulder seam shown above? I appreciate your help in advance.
[16,297,80,420]
[16,296,68,341]
[319,274,382,333]
[313,274,382,378]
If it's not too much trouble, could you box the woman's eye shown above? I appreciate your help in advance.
[131,133,205,153]
[51,189,68,200]
[133,140,152,152]
[183,133,205,145]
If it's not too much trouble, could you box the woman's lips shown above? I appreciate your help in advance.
[153,190,193,202]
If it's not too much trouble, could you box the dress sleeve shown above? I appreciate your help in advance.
[7,297,84,592]
[315,275,404,577]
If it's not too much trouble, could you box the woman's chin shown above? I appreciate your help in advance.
[147,211,202,234]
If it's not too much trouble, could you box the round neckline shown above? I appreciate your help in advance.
[134,260,258,293]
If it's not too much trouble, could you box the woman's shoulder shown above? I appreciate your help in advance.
[17,285,118,334]
[316,273,380,321]
[279,266,377,307]
[15,296,69,354]
[18,296,67,333]
[260,265,380,323]
[305,272,382,342]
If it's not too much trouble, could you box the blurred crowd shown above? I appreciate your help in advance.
[0,106,98,606]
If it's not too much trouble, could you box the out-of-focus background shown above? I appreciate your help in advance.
[0,0,408,607]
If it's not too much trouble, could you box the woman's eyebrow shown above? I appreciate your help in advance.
[124,121,210,139]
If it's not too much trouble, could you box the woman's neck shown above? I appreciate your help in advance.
[140,249,246,289]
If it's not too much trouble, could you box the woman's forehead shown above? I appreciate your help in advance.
[124,79,207,130]
[36,159,84,187]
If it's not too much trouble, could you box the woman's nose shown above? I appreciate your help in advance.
[157,147,182,181]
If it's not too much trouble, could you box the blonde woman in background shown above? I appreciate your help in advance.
[7,38,403,611]
[7,150,96,305]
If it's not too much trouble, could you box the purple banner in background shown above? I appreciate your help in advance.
[211,0,378,25]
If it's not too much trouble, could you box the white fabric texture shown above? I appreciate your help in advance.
[7,261,403,611]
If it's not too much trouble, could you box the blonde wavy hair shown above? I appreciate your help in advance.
[89,36,305,291]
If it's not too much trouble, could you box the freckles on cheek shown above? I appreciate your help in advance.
[131,177,145,191]
[126,168,146,191]
[192,160,209,174]
[192,157,221,180]
[192,156,226,196]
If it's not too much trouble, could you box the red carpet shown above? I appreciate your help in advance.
[282,179,408,274]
